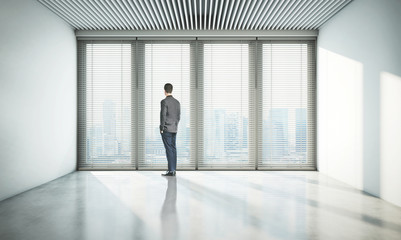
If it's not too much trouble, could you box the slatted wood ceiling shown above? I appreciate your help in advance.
[38,0,352,31]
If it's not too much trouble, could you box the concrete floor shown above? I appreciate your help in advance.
[1,171,401,240]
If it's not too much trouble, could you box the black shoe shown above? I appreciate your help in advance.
[161,171,176,176]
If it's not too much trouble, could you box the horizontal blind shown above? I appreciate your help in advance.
[137,41,195,169]
[78,41,134,169]
[258,41,316,169]
[198,41,256,169]
[78,39,316,170]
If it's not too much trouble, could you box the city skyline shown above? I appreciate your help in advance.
[85,99,308,166]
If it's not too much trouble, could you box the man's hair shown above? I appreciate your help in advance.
[164,83,173,93]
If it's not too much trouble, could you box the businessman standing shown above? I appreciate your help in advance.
[160,83,181,176]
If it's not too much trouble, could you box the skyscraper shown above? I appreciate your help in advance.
[296,108,307,158]
[103,100,117,156]
[264,108,289,162]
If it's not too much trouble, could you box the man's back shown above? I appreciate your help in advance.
[160,95,181,133]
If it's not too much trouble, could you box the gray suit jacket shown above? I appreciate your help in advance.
[160,95,181,133]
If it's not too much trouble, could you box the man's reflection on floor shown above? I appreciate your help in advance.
[161,176,178,240]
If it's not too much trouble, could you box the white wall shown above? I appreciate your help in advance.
[0,0,76,201]
[318,0,401,207]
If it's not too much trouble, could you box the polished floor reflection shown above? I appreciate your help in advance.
[1,171,401,240]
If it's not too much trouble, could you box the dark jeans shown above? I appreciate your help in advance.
[161,132,177,171]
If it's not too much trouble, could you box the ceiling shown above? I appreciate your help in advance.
[38,0,353,31]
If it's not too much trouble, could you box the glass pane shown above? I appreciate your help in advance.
[203,44,249,165]
[85,43,132,165]
[262,44,308,165]
[144,44,191,167]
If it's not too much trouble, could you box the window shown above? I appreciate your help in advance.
[78,41,133,168]
[137,42,194,169]
[78,40,315,170]
[198,42,255,169]
[258,41,316,169]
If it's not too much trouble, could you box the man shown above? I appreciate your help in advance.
[160,83,180,176]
